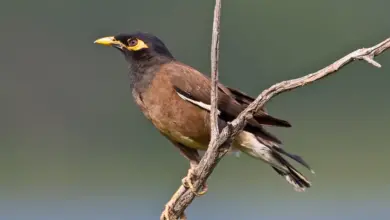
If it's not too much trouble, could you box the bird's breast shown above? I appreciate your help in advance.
[134,73,211,150]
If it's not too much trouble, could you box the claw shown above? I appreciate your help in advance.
[182,168,208,196]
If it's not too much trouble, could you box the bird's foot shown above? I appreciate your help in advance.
[181,168,208,196]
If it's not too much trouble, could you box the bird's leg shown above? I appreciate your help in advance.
[169,141,208,196]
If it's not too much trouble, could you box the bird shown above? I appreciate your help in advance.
[94,32,314,195]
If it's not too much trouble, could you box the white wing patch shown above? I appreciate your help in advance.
[176,91,221,115]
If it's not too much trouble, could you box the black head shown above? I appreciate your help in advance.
[94,32,174,62]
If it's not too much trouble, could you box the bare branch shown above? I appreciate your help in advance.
[210,0,222,144]
[161,36,390,219]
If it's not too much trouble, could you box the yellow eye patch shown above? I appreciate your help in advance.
[126,38,149,51]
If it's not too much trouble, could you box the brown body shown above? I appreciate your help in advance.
[133,63,212,150]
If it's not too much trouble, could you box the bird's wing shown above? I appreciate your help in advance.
[162,61,290,144]
[164,61,291,127]
[223,85,255,106]
[224,85,294,123]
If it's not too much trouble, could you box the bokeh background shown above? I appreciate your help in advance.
[1,0,390,219]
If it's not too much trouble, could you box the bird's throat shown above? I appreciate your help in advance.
[127,55,173,94]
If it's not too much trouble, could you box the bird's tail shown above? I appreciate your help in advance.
[269,151,312,192]
[234,131,313,192]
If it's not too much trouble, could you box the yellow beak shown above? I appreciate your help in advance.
[94,36,118,46]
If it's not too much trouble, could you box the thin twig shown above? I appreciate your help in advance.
[161,36,390,219]
[210,0,222,144]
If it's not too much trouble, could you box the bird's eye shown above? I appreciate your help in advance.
[128,39,138,47]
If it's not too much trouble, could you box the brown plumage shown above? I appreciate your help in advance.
[94,32,314,193]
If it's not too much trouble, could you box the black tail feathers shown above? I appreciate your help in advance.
[271,151,312,192]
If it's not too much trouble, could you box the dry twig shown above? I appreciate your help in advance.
[210,0,222,145]
[160,1,390,219]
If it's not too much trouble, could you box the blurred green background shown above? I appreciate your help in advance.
[1,0,390,219]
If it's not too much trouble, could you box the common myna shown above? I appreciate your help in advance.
[94,32,314,193]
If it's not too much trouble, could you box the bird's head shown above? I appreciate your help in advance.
[94,32,174,63]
